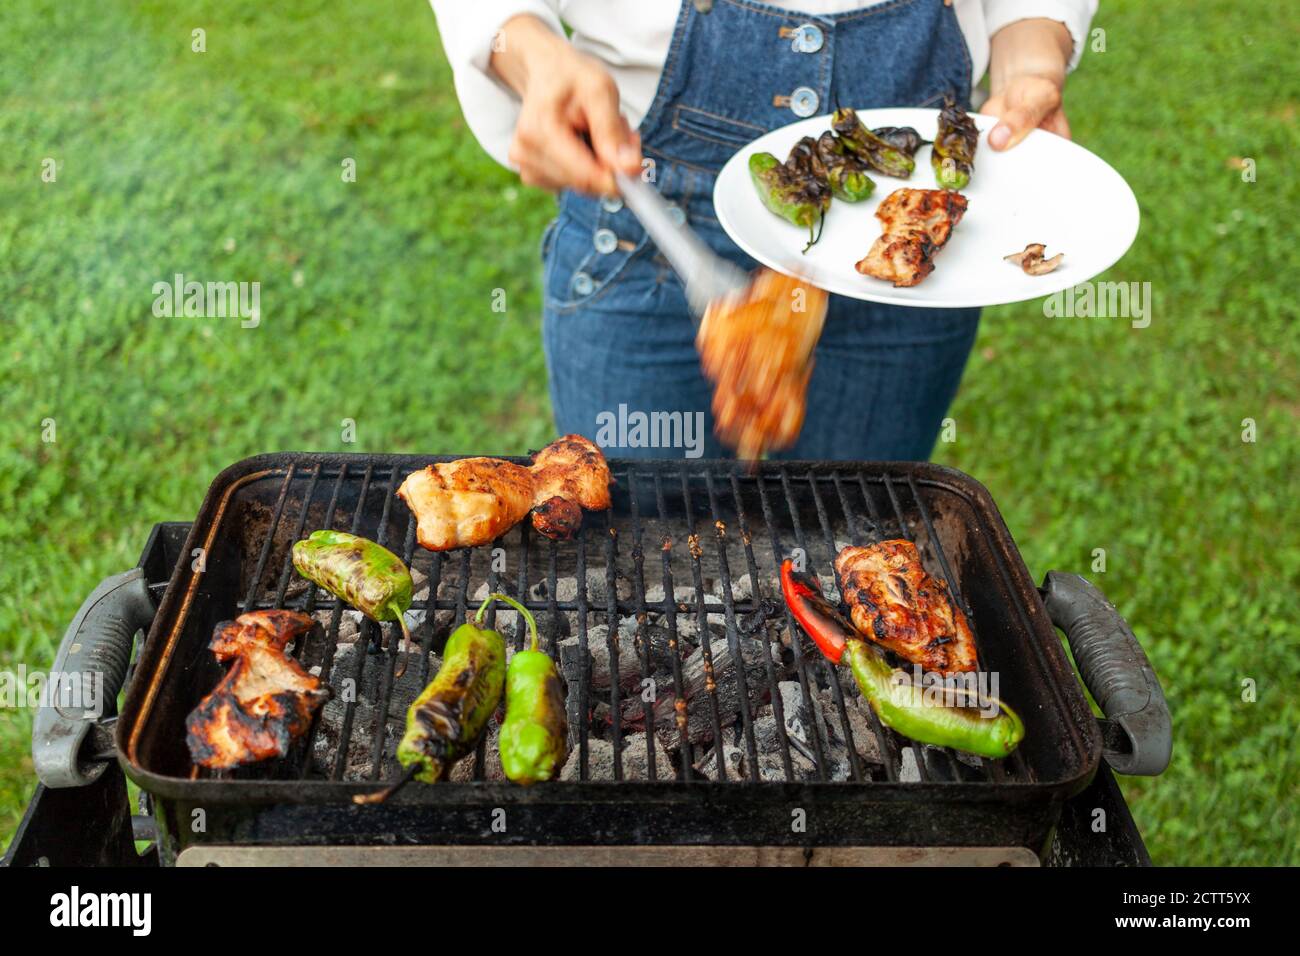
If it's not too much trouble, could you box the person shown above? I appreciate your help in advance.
[430,1,1095,459]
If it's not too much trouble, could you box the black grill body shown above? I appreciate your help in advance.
[115,454,1102,862]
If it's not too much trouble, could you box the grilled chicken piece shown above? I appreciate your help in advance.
[397,457,535,551]
[834,540,978,674]
[856,188,968,287]
[697,268,829,460]
[208,608,314,659]
[529,434,612,539]
[186,611,329,770]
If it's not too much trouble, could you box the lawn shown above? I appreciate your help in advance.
[1,1,1296,864]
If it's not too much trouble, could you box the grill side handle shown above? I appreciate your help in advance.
[32,568,155,788]
[1041,571,1171,776]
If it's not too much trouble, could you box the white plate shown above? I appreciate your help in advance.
[713,107,1140,308]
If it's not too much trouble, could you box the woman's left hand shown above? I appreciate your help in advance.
[983,18,1075,151]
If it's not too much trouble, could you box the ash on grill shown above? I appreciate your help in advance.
[299,548,886,784]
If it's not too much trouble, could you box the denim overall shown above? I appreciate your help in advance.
[542,0,978,460]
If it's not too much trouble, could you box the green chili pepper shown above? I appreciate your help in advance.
[749,149,831,252]
[931,98,978,191]
[493,595,568,785]
[831,107,916,179]
[816,131,876,202]
[395,593,508,783]
[845,639,1024,758]
[292,530,413,650]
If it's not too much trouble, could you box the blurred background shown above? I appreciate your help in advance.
[1,0,1296,863]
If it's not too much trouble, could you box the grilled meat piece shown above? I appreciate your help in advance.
[697,268,829,460]
[186,611,329,770]
[208,608,314,659]
[834,540,978,674]
[856,188,967,287]
[397,457,535,551]
[529,434,612,540]
[1004,242,1064,275]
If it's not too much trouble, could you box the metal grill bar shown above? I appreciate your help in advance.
[625,468,674,780]
[295,462,349,779]
[601,510,625,780]
[776,466,835,780]
[677,468,729,779]
[703,472,760,780]
[241,467,295,613]
[327,463,376,781]
[364,472,402,780]
[652,471,693,774]
[574,523,591,780]
[727,472,795,780]
[802,470,867,783]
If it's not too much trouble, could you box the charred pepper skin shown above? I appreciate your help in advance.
[292,531,413,643]
[931,99,978,191]
[870,126,928,158]
[816,131,876,203]
[844,639,1024,758]
[832,108,916,179]
[779,558,1024,758]
[396,612,506,783]
[749,149,831,251]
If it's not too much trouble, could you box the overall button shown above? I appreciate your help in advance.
[666,204,687,227]
[593,228,618,254]
[789,86,820,118]
[571,271,595,296]
[790,24,824,54]
[600,196,624,214]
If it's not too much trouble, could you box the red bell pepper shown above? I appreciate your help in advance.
[779,558,857,665]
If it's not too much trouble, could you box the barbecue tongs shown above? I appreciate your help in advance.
[614,170,750,319]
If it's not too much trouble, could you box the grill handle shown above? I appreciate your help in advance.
[32,568,155,788]
[1041,571,1171,776]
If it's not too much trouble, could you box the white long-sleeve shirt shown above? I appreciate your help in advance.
[430,0,1097,167]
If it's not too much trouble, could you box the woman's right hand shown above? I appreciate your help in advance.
[491,14,642,195]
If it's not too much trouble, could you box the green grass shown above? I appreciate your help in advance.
[1,1,1296,864]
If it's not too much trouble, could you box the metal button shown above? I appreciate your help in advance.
[600,196,624,214]
[571,271,595,296]
[789,86,820,118]
[790,24,824,53]
[593,228,618,254]
[666,204,687,227]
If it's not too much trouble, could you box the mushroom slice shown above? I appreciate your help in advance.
[1004,242,1064,275]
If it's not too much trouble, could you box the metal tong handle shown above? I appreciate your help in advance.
[614,170,749,318]
[32,568,155,787]
[1041,571,1172,776]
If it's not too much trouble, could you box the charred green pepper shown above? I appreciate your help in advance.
[749,145,831,252]
[832,107,915,179]
[870,126,928,158]
[843,639,1024,758]
[393,593,509,783]
[931,98,978,191]
[816,131,876,202]
[494,595,568,785]
[780,559,1024,759]
[292,530,412,651]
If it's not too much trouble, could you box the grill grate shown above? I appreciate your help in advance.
[202,456,1037,788]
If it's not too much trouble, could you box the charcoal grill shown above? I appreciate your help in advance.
[8,453,1170,866]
